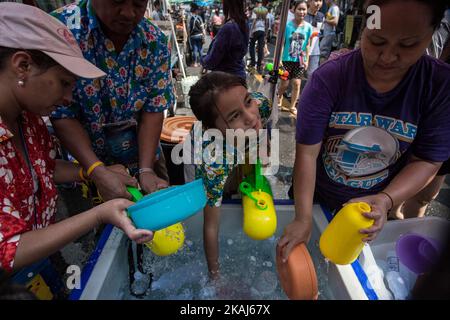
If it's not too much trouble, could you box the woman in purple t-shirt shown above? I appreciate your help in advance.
[278,0,450,262]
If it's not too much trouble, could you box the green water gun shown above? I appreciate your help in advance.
[239,159,273,210]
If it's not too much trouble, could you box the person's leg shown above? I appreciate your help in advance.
[190,37,199,65]
[277,79,290,109]
[402,175,446,218]
[290,78,301,115]
[249,35,257,68]
[198,39,204,61]
[256,31,266,72]
[389,203,404,220]
[319,34,334,64]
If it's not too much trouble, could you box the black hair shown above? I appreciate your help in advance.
[191,2,199,12]
[363,0,448,30]
[293,0,308,11]
[223,0,249,35]
[189,72,247,129]
[0,47,58,72]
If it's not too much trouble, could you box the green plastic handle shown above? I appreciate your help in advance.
[255,159,263,191]
[239,181,267,210]
[127,186,144,202]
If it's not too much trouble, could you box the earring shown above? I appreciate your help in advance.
[18,80,25,87]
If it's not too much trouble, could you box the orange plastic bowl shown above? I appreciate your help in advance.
[160,116,197,144]
[276,243,319,300]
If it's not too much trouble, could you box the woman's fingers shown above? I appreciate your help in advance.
[362,234,376,242]
[277,234,289,248]
[359,213,383,234]
[281,240,297,263]
[132,230,154,244]
[362,211,381,220]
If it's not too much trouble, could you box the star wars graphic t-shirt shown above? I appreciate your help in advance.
[296,49,450,209]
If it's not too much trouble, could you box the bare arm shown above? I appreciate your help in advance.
[14,205,101,270]
[325,8,339,27]
[137,112,168,193]
[326,16,339,27]
[13,199,153,271]
[138,112,164,170]
[51,118,100,170]
[203,205,221,279]
[53,159,82,184]
[51,118,137,200]
[278,142,321,261]
[293,143,322,221]
[383,156,442,206]
[346,156,442,242]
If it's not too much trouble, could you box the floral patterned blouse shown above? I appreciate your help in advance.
[50,0,175,162]
[0,113,57,272]
[194,92,272,207]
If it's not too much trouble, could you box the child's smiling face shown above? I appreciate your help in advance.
[213,86,262,133]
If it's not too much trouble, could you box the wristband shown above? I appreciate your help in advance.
[78,167,89,183]
[139,167,155,175]
[86,161,105,177]
[379,191,394,211]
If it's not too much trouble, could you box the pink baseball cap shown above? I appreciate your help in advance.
[0,2,105,79]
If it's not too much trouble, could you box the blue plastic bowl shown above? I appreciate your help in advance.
[127,179,207,231]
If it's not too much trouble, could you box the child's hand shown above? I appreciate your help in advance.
[95,199,154,244]
[277,217,312,263]
[345,193,390,242]
[303,60,309,71]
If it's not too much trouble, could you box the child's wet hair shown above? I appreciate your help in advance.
[189,72,247,128]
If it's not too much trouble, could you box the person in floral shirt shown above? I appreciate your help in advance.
[50,0,175,201]
[186,72,272,279]
[0,3,153,274]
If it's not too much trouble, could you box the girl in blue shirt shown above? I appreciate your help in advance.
[278,0,313,117]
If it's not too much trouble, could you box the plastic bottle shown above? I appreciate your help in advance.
[385,251,409,300]
[319,202,374,265]
[131,270,150,296]
[359,245,393,300]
